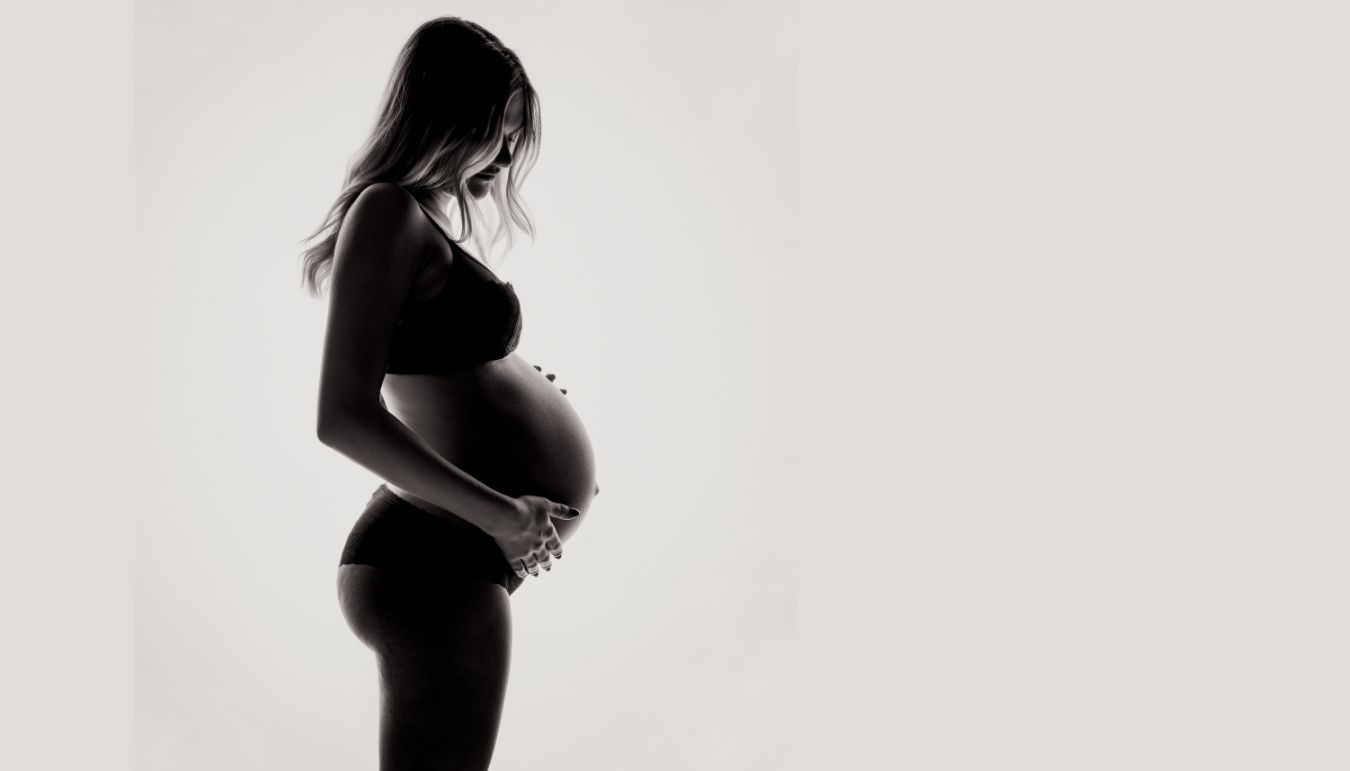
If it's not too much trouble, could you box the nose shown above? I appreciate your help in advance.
[493,138,512,168]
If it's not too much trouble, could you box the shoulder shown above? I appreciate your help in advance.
[334,183,429,263]
[346,182,423,232]
[354,180,418,207]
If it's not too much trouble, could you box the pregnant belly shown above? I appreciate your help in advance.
[382,353,598,524]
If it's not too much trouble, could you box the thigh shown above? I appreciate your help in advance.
[338,564,512,771]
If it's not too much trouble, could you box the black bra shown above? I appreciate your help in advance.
[385,204,523,374]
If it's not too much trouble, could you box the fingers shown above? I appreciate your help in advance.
[515,548,561,579]
[514,524,566,580]
[547,501,580,520]
[531,364,567,393]
[511,498,578,580]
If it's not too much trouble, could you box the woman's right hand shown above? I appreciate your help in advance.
[491,495,580,580]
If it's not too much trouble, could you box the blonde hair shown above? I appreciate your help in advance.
[297,16,541,297]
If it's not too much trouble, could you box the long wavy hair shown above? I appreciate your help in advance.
[298,17,541,297]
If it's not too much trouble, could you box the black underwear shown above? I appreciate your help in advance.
[339,484,525,595]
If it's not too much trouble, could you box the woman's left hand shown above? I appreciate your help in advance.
[533,363,567,395]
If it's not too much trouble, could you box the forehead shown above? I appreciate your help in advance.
[503,92,525,129]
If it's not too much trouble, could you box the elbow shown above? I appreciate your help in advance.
[317,395,385,447]
[316,416,344,447]
[317,410,365,447]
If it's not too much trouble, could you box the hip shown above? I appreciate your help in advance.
[339,484,524,594]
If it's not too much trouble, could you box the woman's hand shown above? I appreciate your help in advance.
[533,363,567,395]
[490,495,580,580]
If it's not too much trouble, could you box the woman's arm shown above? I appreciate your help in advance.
[315,182,525,536]
[319,408,522,536]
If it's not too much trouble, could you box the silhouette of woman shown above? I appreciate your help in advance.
[299,17,599,769]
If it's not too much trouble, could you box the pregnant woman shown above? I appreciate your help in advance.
[298,18,598,769]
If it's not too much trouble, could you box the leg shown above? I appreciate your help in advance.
[339,564,512,771]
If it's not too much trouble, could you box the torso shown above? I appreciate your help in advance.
[384,203,597,541]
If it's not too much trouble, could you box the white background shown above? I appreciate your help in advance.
[133,1,795,770]
[4,1,1349,769]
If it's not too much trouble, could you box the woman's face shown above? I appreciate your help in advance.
[466,92,526,198]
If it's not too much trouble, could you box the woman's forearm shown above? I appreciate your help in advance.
[318,408,524,536]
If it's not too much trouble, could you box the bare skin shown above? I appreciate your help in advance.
[338,565,514,771]
[324,88,598,768]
